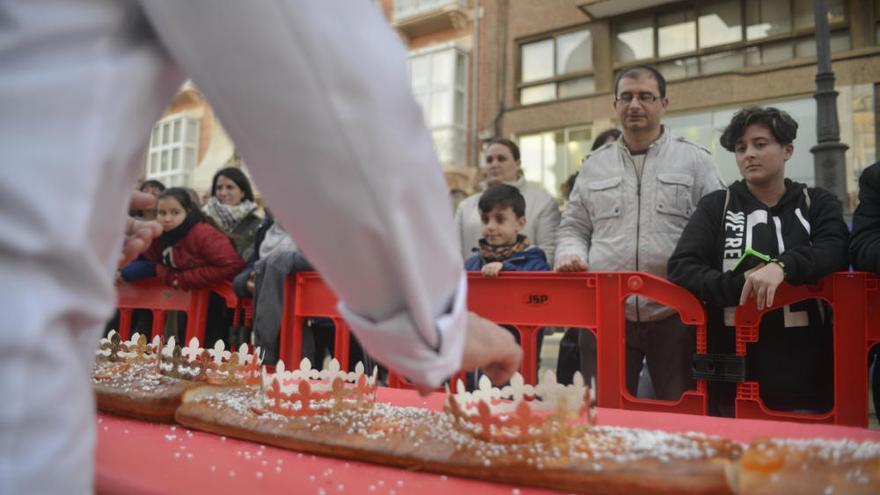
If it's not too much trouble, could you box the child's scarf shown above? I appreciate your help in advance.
[477,234,530,263]
[159,212,200,266]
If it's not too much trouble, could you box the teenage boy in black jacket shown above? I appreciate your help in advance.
[850,161,880,420]
[668,107,849,416]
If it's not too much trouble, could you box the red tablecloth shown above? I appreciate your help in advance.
[96,388,880,495]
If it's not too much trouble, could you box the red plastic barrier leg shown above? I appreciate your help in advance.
[279,277,295,367]
[184,291,208,345]
[332,317,350,371]
[832,274,868,426]
[596,274,627,409]
[289,316,305,367]
[517,325,540,385]
[117,309,133,340]
[151,309,166,341]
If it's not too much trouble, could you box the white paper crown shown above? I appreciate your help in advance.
[96,330,161,363]
[259,358,378,417]
[159,336,262,384]
[94,331,262,384]
[445,370,597,444]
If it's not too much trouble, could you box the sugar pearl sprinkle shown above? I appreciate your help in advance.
[192,385,880,483]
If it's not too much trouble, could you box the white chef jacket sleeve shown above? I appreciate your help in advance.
[140,1,467,387]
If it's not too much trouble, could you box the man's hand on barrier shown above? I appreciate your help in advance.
[740,262,784,310]
[554,254,589,272]
[119,191,162,268]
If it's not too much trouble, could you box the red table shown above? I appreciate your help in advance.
[96,388,880,495]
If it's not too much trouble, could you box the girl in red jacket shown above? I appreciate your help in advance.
[145,188,245,347]
[145,188,245,290]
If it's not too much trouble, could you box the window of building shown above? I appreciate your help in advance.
[613,0,849,81]
[792,0,846,31]
[746,0,791,40]
[658,10,696,57]
[519,28,594,105]
[875,0,880,44]
[517,127,592,198]
[666,87,876,211]
[616,17,654,63]
[665,98,818,185]
[146,114,198,187]
[409,45,467,165]
[394,0,466,21]
[699,0,742,48]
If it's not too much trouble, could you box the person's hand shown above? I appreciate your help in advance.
[740,262,785,310]
[459,312,521,384]
[743,263,765,278]
[245,272,256,295]
[414,312,522,396]
[481,262,503,277]
[119,192,162,267]
[114,271,123,285]
[554,254,589,272]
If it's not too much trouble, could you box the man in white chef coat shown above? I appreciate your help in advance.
[0,2,521,493]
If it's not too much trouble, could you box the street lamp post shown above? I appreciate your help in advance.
[810,0,850,212]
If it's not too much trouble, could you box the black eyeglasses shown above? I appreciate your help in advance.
[615,92,661,104]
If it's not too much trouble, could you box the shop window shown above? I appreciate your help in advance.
[517,127,592,198]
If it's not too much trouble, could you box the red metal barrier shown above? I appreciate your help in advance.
[279,271,708,415]
[115,278,209,343]
[734,272,880,427]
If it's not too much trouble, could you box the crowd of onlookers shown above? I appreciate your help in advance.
[116,64,880,418]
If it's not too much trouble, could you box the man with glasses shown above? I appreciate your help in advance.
[555,65,725,401]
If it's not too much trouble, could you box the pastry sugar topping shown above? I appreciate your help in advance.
[259,358,379,417]
[197,385,736,465]
[749,438,880,463]
[444,370,597,444]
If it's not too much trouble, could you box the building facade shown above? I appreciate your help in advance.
[140,81,238,200]
[141,2,482,198]
[478,0,880,207]
[379,0,482,193]
[140,1,880,208]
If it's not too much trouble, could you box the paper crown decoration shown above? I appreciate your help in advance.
[96,330,262,385]
[445,370,597,444]
[260,358,378,417]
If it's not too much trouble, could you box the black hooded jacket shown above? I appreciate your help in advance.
[668,179,849,412]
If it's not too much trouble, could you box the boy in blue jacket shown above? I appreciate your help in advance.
[464,184,548,388]
[464,184,550,274]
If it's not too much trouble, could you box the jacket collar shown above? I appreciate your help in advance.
[730,178,805,211]
[617,125,669,157]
